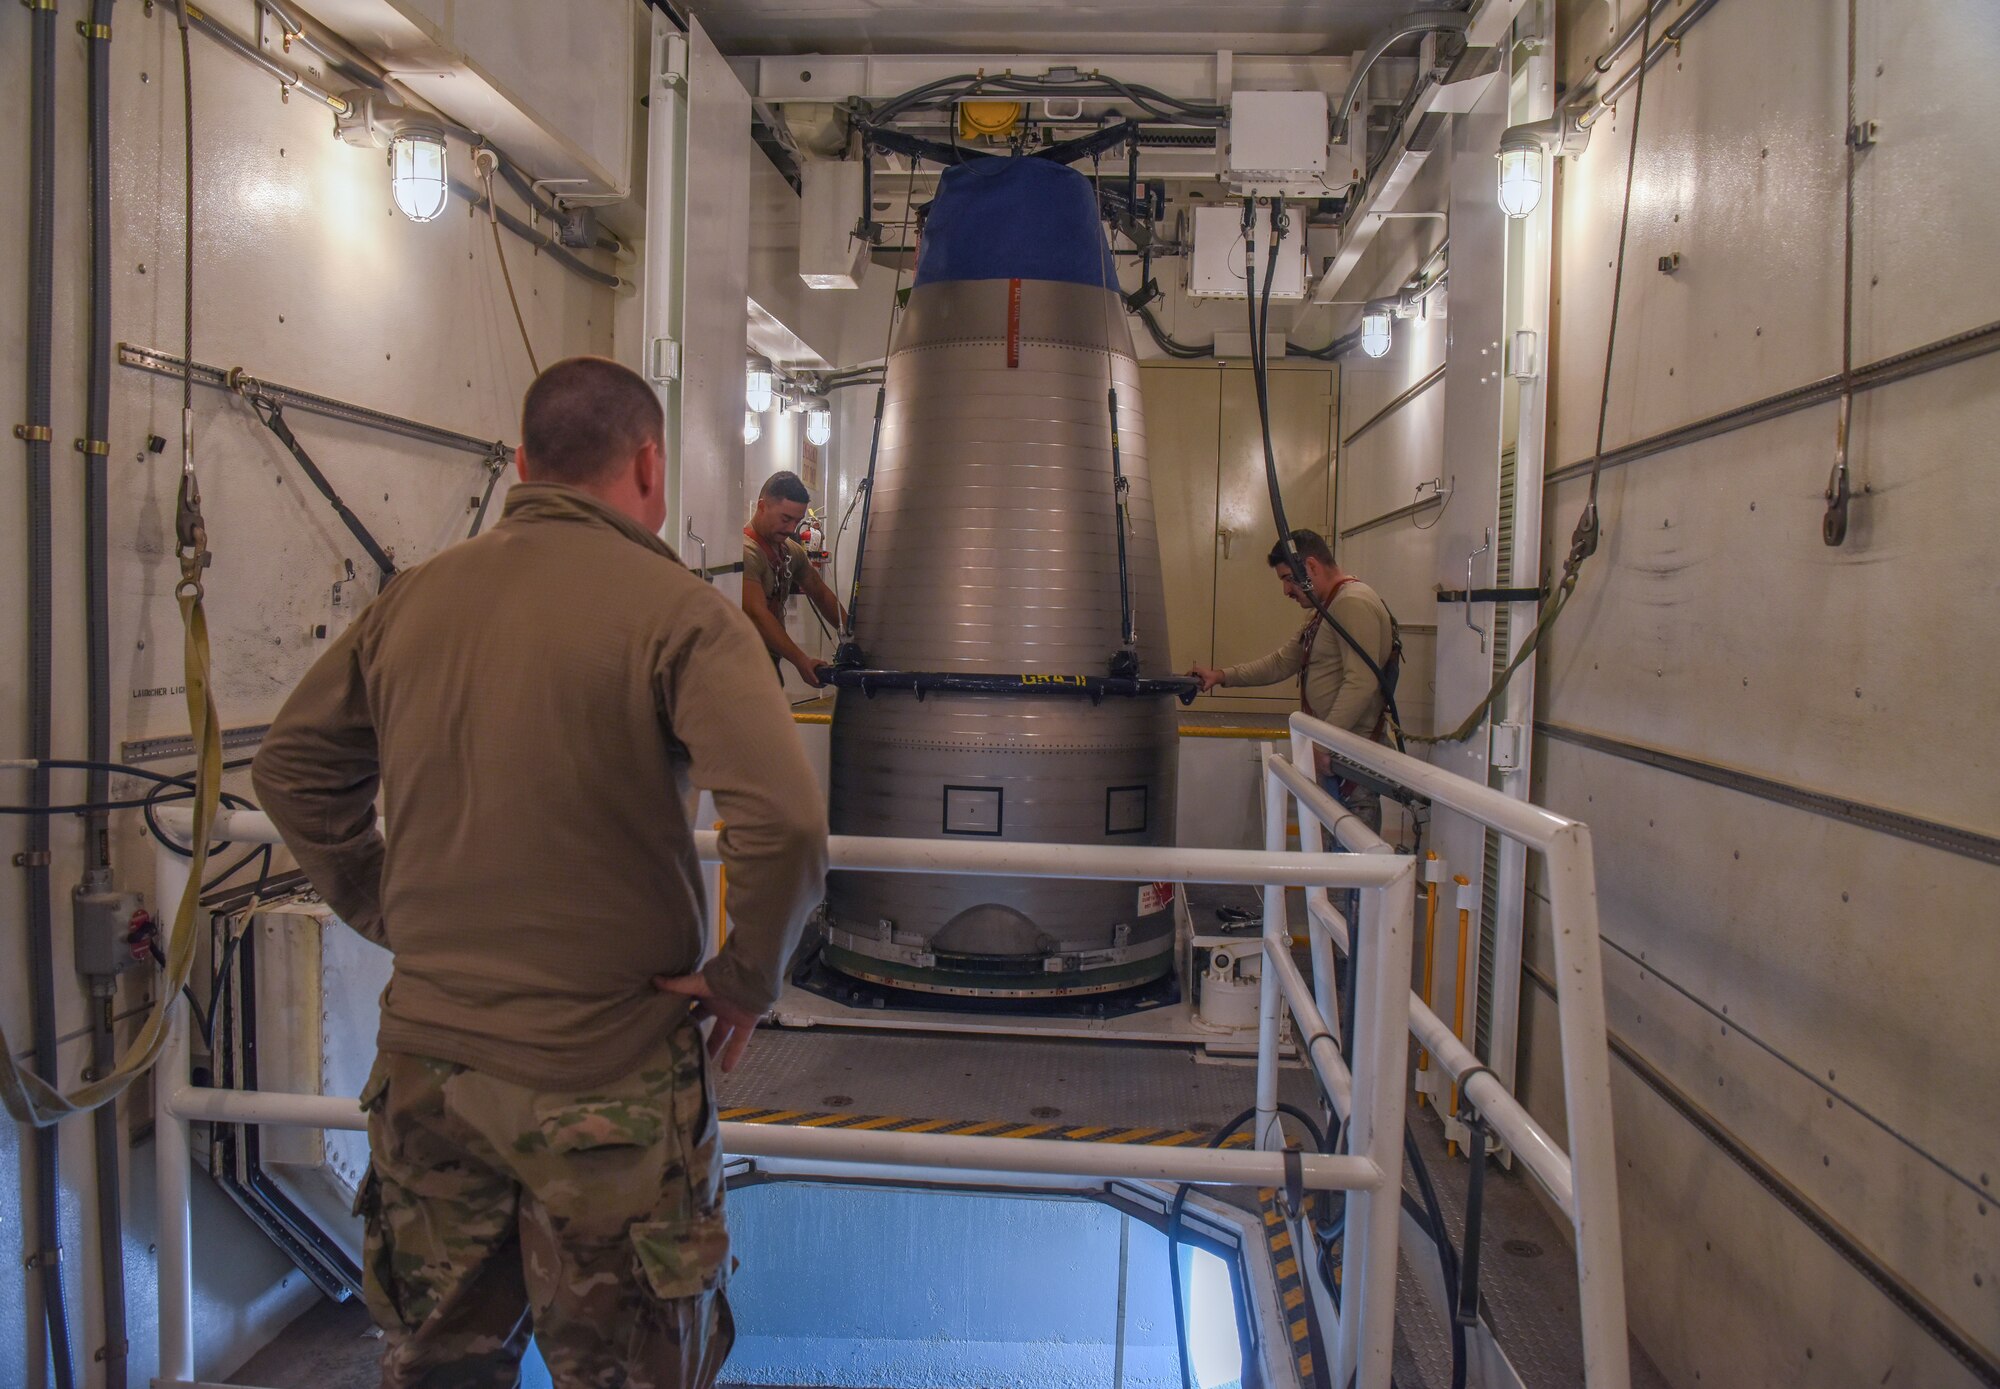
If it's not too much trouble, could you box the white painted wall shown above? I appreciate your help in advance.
[1517,1,2000,1384]
[0,1,617,1382]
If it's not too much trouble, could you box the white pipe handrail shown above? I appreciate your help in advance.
[1266,751,1576,1214]
[1290,711,1579,849]
[148,808,1422,1387]
[1281,714,1632,1389]
[160,1072,1378,1191]
[1261,933,1354,1117]
[149,724,1625,1389]
[151,806,1411,890]
[1306,896,1575,1212]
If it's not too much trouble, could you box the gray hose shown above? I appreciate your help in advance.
[1575,0,1725,128]
[450,178,624,289]
[256,0,390,92]
[480,149,626,256]
[25,6,81,1387]
[84,3,128,1383]
[83,1,115,866]
[1330,9,1472,146]
[176,0,349,112]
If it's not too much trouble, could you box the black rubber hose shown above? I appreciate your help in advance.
[1450,1118,1489,1389]
[1248,199,1407,751]
[1167,1104,1333,1389]
[82,15,133,1368]
[1332,876,1468,1389]
[1135,303,1211,359]
[89,986,128,1389]
[24,5,81,1383]
[1287,327,1363,361]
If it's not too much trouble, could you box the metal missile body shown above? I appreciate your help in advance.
[825,160,1182,998]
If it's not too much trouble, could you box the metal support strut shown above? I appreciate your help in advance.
[242,393,399,586]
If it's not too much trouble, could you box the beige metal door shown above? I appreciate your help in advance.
[1211,365,1335,705]
[1137,364,1224,680]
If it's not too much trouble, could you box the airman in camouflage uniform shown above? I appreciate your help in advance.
[254,360,828,1388]
[356,1020,734,1388]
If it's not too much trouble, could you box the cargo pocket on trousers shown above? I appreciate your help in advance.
[534,1098,668,1155]
[358,1059,390,1119]
[353,1061,390,1218]
[630,1208,730,1300]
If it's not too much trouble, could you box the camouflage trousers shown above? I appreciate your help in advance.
[355,1020,733,1389]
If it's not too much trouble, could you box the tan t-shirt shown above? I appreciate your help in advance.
[254,484,829,1090]
[742,530,812,610]
[1222,578,1396,737]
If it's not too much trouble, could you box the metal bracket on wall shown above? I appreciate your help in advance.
[118,343,514,460]
[121,723,271,765]
[648,337,682,383]
[661,32,688,86]
[1537,721,2000,868]
[1435,585,1544,604]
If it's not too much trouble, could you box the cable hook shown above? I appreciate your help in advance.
[1823,393,1853,547]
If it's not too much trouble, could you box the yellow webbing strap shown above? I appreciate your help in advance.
[0,527,220,1124]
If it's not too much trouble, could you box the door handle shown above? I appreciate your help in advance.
[685,516,709,581]
[1466,528,1491,653]
[1217,526,1233,560]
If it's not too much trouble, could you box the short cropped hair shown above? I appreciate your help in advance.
[520,357,663,484]
[759,471,811,505]
[1268,529,1336,572]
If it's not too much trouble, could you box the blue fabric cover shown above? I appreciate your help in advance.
[913,158,1117,290]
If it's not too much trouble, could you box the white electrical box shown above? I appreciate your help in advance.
[1224,90,1331,197]
[799,160,869,290]
[1187,204,1307,300]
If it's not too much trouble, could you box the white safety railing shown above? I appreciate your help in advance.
[148,720,1629,1389]
[148,804,1414,1388]
[1275,711,1632,1389]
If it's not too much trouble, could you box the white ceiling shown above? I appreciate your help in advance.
[685,0,1422,58]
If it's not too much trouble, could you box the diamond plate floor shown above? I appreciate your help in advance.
[721,1024,1319,1133]
[1391,1103,1674,1389]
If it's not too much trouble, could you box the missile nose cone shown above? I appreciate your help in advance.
[825,160,1181,999]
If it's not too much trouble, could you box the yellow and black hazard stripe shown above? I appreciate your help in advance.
[1262,1188,1324,1388]
[720,1106,1255,1149]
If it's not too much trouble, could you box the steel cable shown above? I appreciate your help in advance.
[1408,4,1658,747]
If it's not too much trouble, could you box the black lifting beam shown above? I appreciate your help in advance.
[827,667,1199,706]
